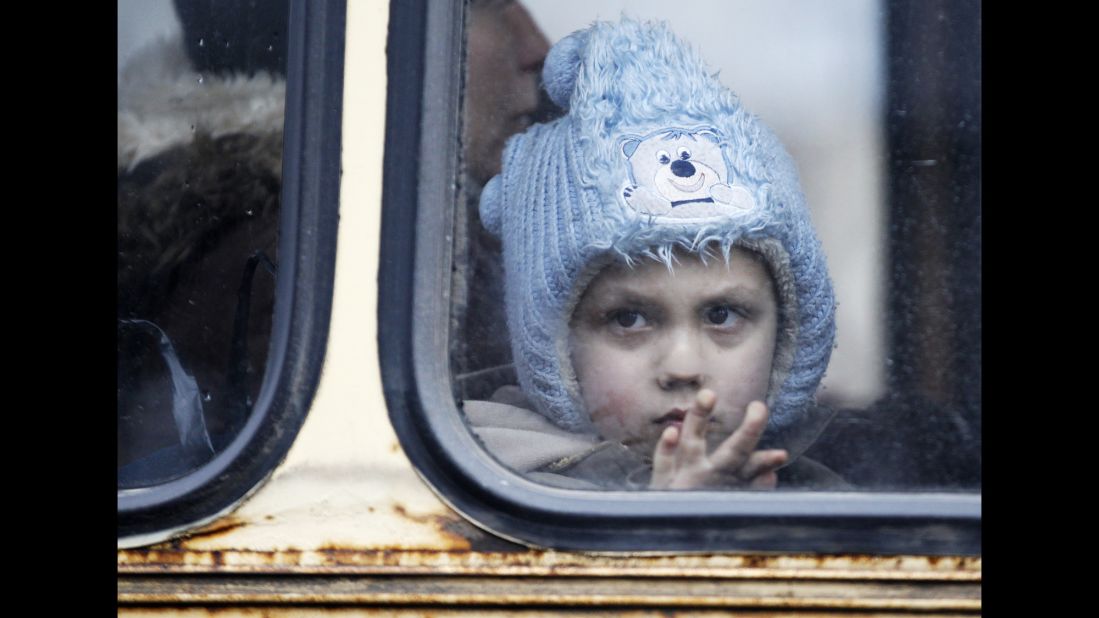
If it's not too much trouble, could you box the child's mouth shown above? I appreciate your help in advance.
[654,408,687,428]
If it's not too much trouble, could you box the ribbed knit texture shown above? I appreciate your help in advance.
[480,19,835,435]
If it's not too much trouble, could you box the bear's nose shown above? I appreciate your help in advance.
[671,159,696,178]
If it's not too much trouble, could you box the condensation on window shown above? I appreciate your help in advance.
[117,0,288,488]
[449,0,980,492]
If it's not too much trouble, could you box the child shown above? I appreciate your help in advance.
[462,19,844,490]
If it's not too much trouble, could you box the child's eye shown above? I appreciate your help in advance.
[610,309,648,329]
[705,305,741,328]
[656,150,671,165]
[677,147,691,160]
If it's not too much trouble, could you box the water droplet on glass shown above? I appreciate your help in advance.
[267,45,273,52]
[197,74,205,84]
[246,209,254,216]
[202,391,212,402]
[245,396,253,407]
[198,38,205,47]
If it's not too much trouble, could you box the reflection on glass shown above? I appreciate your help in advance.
[452,0,555,388]
[451,1,980,492]
[117,0,288,488]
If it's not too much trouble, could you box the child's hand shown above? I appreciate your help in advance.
[649,389,788,490]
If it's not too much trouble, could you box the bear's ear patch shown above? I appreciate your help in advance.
[621,138,641,159]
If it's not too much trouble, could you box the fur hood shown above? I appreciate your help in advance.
[118,36,285,171]
[117,36,283,320]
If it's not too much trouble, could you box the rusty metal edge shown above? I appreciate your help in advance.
[117,551,981,582]
[115,567,984,580]
[117,574,981,611]
[117,594,981,612]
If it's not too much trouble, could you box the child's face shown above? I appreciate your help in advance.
[569,248,778,455]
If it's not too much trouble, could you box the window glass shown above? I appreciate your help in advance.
[449,0,979,492]
[117,0,288,488]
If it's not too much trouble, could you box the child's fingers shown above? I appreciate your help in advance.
[748,470,778,489]
[680,388,716,446]
[737,449,788,481]
[650,425,680,488]
[709,400,769,471]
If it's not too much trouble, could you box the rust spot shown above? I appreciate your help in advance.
[178,516,247,541]
[127,550,183,566]
[391,504,474,551]
[389,442,401,453]
[440,515,527,553]
[740,555,767,569]
[392,504,423,523]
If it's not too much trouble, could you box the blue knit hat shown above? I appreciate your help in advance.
[479,19,835,437]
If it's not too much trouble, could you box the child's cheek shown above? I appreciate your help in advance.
[586,388,638,439]
[574,349,646,440]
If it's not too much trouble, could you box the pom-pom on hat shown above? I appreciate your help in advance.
[479,19,835,437]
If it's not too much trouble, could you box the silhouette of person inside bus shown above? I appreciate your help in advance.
[453,0,556,386]
[462,19,847,490]
[464,0,553,186]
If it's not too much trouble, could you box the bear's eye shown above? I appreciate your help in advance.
[656,150,671,165]
[677,147,691,160]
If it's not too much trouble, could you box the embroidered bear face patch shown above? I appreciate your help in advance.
[619,127,755,220]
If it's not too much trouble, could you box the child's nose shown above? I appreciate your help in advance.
[657,370,703,391]
[657,329,706,390]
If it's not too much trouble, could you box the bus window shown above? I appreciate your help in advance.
[450,0,978,493]
[380,0,979,552]
[118,0,343,544]
[118,0,287,487]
